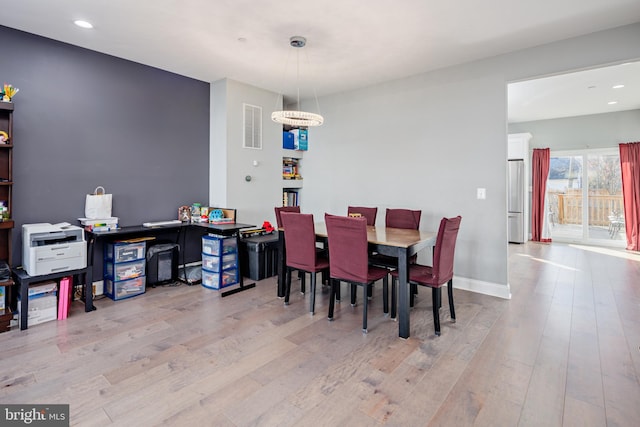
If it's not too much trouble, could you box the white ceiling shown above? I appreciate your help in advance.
[1,0,639,122]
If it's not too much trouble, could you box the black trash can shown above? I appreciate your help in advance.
[240,234,279,281]
[147,243,179,286]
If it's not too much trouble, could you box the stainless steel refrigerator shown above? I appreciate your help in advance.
[508,159,525,243]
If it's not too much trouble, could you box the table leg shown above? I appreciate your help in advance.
[277,230,286,298]
[397,249,410,339]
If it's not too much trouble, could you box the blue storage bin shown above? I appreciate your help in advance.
[283,131,295,149]
[202,235,237,256]
[201,267,239,290]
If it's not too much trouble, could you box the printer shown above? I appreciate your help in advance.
[23,223,87,276]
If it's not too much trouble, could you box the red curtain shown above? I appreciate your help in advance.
[619,142,640,251]
[532,148,551,242]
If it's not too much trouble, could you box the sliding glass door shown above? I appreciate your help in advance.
[547,148,624,246]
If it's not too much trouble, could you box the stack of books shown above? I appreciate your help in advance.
[79,217,119,231]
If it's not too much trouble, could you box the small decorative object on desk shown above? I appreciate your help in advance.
[1,84,19,102]
[191,203,201,222]
[0,131,8,144]
[178,205,191,222]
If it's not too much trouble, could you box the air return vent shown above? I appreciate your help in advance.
[243,103,262,149]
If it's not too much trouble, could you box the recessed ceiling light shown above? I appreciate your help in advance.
[74,20,93,29]
[612,84,625,89]
[608,101,618,105]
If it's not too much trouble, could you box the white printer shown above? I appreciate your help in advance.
[23,223,87,276]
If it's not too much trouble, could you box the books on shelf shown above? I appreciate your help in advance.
[283,190,299,207]
[79,217,119,231]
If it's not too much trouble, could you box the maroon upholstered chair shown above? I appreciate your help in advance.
[347,206,378,226]
[325,213,390,333]
[370,208,422,270]
[281,212,329,315]
[390,216,462,336]
[385,208,421,229]
[275,206,301,228]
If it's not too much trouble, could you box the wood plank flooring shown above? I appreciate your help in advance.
[1,242,639,426]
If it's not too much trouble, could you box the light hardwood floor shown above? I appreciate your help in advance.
[1,242,639,426]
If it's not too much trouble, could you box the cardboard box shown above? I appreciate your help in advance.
[18,294,57,326]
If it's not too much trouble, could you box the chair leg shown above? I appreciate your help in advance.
[410,283,415,308]
[362,284,368,333]
[447,279,456,323]
[367,283,373,300]
[382,276,389,315]
[284,268,292,305]
[300,272,306,294]
[432,287,441,336]
[309,272,317,315]
[391,277,397,319]
[328,279,336,320]
[351,283,357,307]
[335,280,341,302]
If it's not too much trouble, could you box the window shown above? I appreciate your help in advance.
[547,148,624,245]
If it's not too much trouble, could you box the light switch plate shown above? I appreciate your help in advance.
[477,188,486,199]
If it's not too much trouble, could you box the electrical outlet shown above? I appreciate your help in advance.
[477,188,486,199]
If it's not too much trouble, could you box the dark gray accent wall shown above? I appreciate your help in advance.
[0,26,210,267]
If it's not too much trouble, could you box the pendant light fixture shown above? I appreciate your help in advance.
[271,36,324,127]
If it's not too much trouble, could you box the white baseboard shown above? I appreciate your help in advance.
[453,276,511,300]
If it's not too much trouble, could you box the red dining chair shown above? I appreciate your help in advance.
[347,206,378,226]
[325,213,390,333]
[390,216,462,336]
[386,208,421,229]
[275,206,300,228]
[370,208,422,270]
[281,212,330,315]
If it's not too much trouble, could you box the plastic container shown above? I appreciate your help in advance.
[105,276,146,301]
[202,235,237,256]
[202,253,237,272]
[105,241,146,263]
[104,259,146,281]
[201,267,238,290]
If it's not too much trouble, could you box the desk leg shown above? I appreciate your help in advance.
[221,232,256,297]
[84,235,97,311]
[20,278,29,330]
[277,230,286,298]
[83,268,95,312]
[398,249,411,339]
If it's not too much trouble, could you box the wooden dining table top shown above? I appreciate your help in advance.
[313,223,436,248]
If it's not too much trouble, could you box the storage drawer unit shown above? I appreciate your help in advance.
[104,259,145,281]
[201,268,238,290]
[105,276,146,301]
[104,241,147,300]
[202,235,237,256]
[202,253,237,272]
[105,241,146,263]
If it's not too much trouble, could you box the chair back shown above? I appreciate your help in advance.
[385,208,422,230]
[324,213,369,283]
[347,206,378,226]
[432,216,462,284]
[280,212,319,271]
[275,206,300,228]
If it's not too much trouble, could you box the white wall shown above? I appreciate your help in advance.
[509,109,640,150]
[210,79,283,227]
[301,23,640,299]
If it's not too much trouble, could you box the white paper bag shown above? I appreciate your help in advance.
[85,186,112,219]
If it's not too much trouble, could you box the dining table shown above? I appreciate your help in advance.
[277,223,436,339]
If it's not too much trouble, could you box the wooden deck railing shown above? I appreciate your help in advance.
[549,193,623,226]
